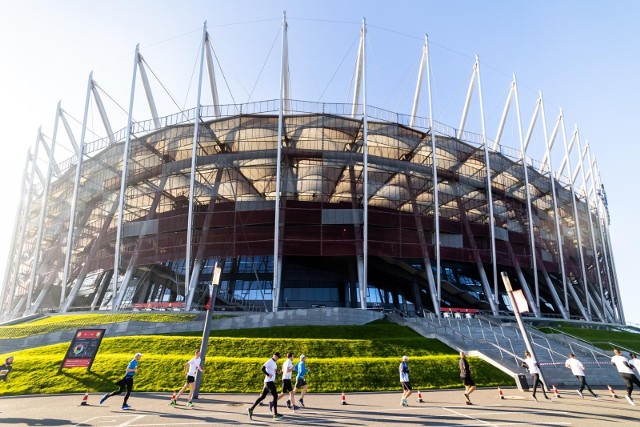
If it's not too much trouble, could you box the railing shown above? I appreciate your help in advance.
[543,326,611,366]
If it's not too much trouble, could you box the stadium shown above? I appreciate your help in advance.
[0,18,623,324]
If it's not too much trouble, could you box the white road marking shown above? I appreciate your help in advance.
[117,414,146,426]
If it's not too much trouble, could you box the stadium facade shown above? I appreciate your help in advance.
[0,18,623,324]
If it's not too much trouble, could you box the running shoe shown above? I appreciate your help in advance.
[247,408,253,420]
[577,389,583,398]
[122,404,131,410]
[269,401,273,412]
[187,402,195,407]
[99,393,109,405]
[626,395,636,406]
[293,405,301,410]
[299,398,305,407]
[464,392,470,403]
[286,399,292,409]
[465,401,473,405]
[593,394,599,400]
[170,399,177,406]
[532,394,538,401]
[273,414,283,421]
[544,396,551,400]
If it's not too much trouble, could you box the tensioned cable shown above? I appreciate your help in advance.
[208,37,239,106]
[140,56,183,113]
[93,83,130,118]
[182,37,202,110]
[247,27,281,104]
[314,34,359,105]
[388,49,422,114]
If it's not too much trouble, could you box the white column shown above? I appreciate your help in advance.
[272,13,288,312]
[27,104,61,310]
[113,44,140,311]
[360,17,369,309]
[185,23,209,311]
[61,73,93,308]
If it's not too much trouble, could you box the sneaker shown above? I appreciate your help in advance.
[100,393,109,405]
[293,405,301,410]
[247,408,253,420]
[544,396,551,400]
[122,404,131,410]
[299,398,305,407]
[594,394,599,400]
[464,393,470,402]
[286,400,292,409]
[187,402,195,407]
[577,389,583,398]
[625,395,635,406]
[269,401,273,412]
[532,395,538,401]
[170,399,177,406]
[465,401,473,405]
[273,414,283,421]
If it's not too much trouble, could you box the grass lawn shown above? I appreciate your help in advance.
[0,320,512,395]
[537,325,640,353]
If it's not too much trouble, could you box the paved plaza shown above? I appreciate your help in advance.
[0,387,638,426]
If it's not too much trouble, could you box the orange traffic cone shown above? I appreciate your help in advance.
[80,390,89,406]
[498,387,505,400]
[341,391,347,405]
[417,389,424,403]
[552,385,561,398]
[608,385,618,398]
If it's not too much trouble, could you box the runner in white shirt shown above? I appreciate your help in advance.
[612,348,640,406]
[274,352,299,410]
[522,351,550,401]
[248,352,283,421]
[565,353,598,399]
[629,353,640,380]
[172,350,204,407]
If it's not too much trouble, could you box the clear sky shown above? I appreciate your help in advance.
[1,0,638,324]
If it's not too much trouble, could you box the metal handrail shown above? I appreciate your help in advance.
[542,326,611,366]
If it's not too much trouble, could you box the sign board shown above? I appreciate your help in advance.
[59,329,106,373]
[512,289,530,313]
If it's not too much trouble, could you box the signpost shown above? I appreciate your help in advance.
[193,264,221,399]
[500,272,548,390]
[59,329,106,373]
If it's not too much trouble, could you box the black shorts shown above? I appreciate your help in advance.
[462,376,475,386]
[401,381,412,391]
[295,378,307,389]
[186,375,195,384]
[281,379,293,393]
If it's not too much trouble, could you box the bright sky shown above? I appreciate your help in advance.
[1,0,638,324]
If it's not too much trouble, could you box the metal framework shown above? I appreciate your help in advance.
[0,19,622,323]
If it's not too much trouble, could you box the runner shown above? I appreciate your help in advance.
[248,352,282,421]
[564,353,598,399]
[522,350,550,401]
[293,354,309,407]
[100,352,142,410]
[611,348,640,406]
[399,355,412,406]
[274,352,299,410]
[0,356,14,382]
[629,353,640,380]
[172,350,205,407]
[459,351,476,405]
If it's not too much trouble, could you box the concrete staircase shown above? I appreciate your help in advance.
[390,313,621,388]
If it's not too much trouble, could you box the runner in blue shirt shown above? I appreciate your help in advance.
[293,354,309,407]
[100,352,142,410]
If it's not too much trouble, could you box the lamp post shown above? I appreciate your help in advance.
[500,271,549,391]
[193,264,221,399]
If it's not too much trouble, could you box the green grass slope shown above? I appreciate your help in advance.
[538,325,640,353]
[0,320,512,395]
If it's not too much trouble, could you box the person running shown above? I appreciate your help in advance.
[293,354,309,408]
[0,356,14,382]
[629,353,640,380]
[399,355,412,406]
[611,348,640,406]
[274,352,299,411]
[459,351,476,405]
[100,352,142,410]
[172,350,205,407]
[248,352,282,421]
[564,353,598,399]
[522,350,550,401]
